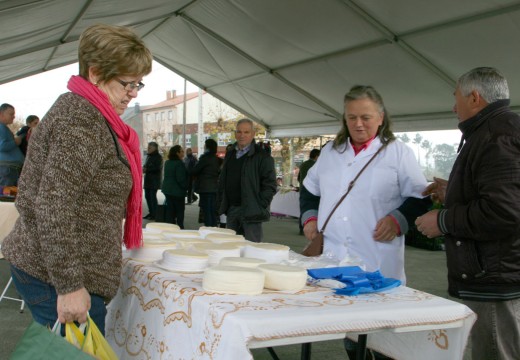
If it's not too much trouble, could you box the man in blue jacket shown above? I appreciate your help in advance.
[218,119,276,243]
[0,103,24,186]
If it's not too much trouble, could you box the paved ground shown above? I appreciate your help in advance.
[0,194,470,359]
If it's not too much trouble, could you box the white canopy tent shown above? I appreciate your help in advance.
[1,0,519,137]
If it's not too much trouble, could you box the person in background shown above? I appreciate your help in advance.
[298,148,320,187]
[218,119,277,243]
[16,115,40,157]
[191,138,222,227]
[143,141,163,220]
[0,103,24,186]
[301,85,428,359]
[162,145,188,228]
[276,177,283,191]
[218,143,234,228]
[184,147,198,204]
[416,67,520,360]
[297,148,320,234]
[2,24,152,334]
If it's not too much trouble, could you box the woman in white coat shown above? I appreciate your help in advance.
[301,85,428,284]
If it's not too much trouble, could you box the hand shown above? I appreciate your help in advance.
[374,215,399,242]
[57,287,91,324]
[422,177,448,204]
[303,219,319,243]
[415,210,442,238]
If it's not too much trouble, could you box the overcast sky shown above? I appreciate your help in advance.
[0,61,199,120]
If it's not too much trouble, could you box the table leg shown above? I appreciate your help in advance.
[301,342,311,360]
[267,347,281,360]
[356,334,367,360]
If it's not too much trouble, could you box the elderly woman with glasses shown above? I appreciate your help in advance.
[2,24,152,334]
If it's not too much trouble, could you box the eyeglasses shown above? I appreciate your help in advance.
[115,78,145,92]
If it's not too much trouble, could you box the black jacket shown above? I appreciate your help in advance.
[143,151,163,190]
[218,141,276,222]
[191,151,222,193]
[439,99,520,301]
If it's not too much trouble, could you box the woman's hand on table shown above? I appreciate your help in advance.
[374,215,399,242]
[57,287,91,324]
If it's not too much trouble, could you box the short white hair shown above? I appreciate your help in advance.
[457,67,509,103]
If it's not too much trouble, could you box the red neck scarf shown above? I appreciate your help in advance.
[67,75,142,249]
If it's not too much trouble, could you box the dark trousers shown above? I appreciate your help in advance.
[144,188,158,218]
[186,179,197,203]
[165,194,185,229]
[199,192,217,227]
[226,205,263,243]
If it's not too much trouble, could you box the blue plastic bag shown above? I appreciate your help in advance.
[307,266,401,295]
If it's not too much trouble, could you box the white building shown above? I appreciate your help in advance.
[123,90,240,154]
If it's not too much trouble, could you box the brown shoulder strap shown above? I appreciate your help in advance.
[319,143,387,233]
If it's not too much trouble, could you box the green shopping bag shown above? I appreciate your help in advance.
[10,321,94,359]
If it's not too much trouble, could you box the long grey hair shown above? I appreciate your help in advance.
[333,85,395,151]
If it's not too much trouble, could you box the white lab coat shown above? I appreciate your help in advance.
[303,138,427,284]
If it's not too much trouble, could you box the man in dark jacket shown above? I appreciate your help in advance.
[297,148,320,187]
[143,142,163,220]
[191,138,222,227]
[416,67,520,360]
[218,119,276,242]
[16,115,39,157]
[184,147,198,204]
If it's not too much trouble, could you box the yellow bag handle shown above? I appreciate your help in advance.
[64,314,118,360]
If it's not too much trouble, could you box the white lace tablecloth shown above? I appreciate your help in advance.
[106,259,475,360]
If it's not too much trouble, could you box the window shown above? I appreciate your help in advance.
[146,114,150,122]
[154,113,158,121]
[168,110,173,120]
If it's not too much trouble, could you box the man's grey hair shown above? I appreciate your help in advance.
[457,67,509,103]
[236,118,255,131]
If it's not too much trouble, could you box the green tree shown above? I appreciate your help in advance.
[432,143,457,179]
[421,139,433,177]
[412,133,423,165]
[396,133,410,144]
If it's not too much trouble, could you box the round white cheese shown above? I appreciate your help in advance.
[219,257,266,268]
[203,265,265,295]
[243,243,290,263]
[258,264,307,291]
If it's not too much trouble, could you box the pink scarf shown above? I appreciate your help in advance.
[67,75,142,249]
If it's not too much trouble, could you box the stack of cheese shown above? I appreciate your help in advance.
[165,230,210,249]
[193,243,241,266]
[145,222,181,232]
[258,264,307,291]
[124,236,177,262]
[243,243,290,263]
[198,226,236,238]
[219,257,266,268]
[156,249,209,272]
[205,233,246,243]
[202,265,265,295]
[202,256,307,294]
